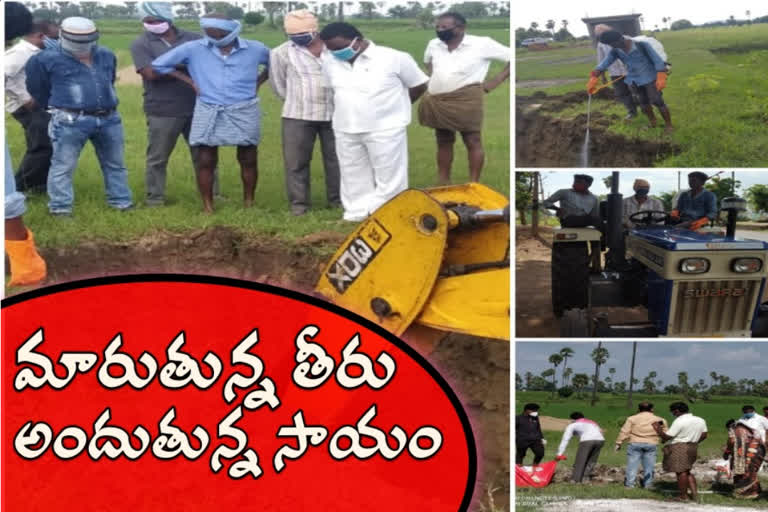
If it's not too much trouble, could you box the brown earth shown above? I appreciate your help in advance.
[515,225,650,338]
[116,66,142,86]
[9,226,510,511]
[516,90,680,167]
[538,416,571,432]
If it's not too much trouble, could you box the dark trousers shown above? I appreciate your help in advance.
[610,75,637,115]
[571,440,604,482]
[281,117,341,214]
[145,114,218,204]
[11,107,52,192]
[516,440,545,464]
[632,82,666,108]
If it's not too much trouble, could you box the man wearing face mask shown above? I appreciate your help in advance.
[269,9,340,216]
[5,19,59,193]
[152,13,270,213]
[319,22,428,222]
[418,12,510,185]
[622,179,664,229]
[516,403,545,465]
[130,1,219,207]
[25,16,134,216]
[738,406,768,443]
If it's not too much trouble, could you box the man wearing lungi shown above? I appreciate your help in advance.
[654,402,708,502]
[418,12,510,185]
[152,13,269,213]
[319,22,428,222]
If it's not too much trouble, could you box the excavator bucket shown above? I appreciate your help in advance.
[315,183,510,341]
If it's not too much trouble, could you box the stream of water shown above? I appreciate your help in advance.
[580,94,592,167]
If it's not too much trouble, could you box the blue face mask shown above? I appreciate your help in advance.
[331,37,359,61]
[290,32,314,47]
[745,412,756,419]
[206,30,239,48]
[43,36,59,50]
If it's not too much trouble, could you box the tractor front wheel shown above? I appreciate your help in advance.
[560,308,591,337]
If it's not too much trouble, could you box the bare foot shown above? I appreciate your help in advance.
[202,202,214,215]
[243,199,253,208]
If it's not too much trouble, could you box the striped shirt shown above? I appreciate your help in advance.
[269,41,333,121]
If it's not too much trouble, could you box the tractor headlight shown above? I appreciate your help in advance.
[680,258,710,274]
[732,258,763,273]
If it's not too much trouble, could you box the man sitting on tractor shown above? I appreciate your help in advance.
[623,178,664,229]
[670,171,717,230]
[543,174,600,228]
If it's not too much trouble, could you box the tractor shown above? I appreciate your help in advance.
[550,171,768,337]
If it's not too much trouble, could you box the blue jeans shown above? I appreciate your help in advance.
[47,110,133,214]
[626,442,657,488]
[5,141,27,219]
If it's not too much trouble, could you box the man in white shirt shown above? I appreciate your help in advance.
[594,23,637,120]
[622,178,665,228]
[418,12,509,185]
[319,22,428,222]
[555,412,605,483]
[654,402,708,502]
[738,405,768,443]
[5,18,58,193]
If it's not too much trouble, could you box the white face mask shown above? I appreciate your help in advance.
[529,412,538,417]
[61,38,96,56]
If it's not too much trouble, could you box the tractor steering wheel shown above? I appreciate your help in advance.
[629,210,669,226]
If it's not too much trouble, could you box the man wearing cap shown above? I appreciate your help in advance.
[5,18,59,193]
[130,1,219,207]
[4,1,46,286]
[319,22,429,222]
[587,30,671,132]
[418,12,510,185]
[269,9,340,216]
[592,24,636,120]
[670,172,717,231]
[25,16,134,216]
[622,179,664,229]
[543,174,600,228]
[152,13,269,213]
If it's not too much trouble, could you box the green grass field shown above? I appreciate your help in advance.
[6,19,510,251]
[516,24,768,166]
[516,391,768,510]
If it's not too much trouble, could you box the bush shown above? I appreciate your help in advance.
[244,11,265,26]
[671,19,693,31]
[557,386,574,398]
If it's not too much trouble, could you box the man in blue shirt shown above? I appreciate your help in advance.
[152,13,270,213]
[671,172,717,230]
[25,16,134,216]
[587,30,672,132]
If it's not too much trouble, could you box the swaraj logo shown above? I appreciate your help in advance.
[683,288,747,299]
[327,220,391,294]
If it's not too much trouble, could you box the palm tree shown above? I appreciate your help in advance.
[525,371,533,390]
[563,368,573,387]
[545,19,555,37]
[627,342,637,408]
[608,367,616,392]
[542,369,556,393]
[710,371,718,388]
[559,347,574,386]
[573,373,589,398]
[548,353,563,396]
[530,21,539,31]
[590,343,609,406]
[561,19,568,30]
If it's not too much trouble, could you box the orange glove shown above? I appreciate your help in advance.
[586,70,600,95]
[690,217,709,230]
[555,455,567,461]
[670,209,680,219]
[656,72,668,91]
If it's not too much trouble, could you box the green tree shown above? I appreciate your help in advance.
[643,371,658,394]
[263,1,284,26]
[545,19,555,36]
[608,367,616,392]
[658,190,677,211]
[388,5,408,17]
[244,11,265,25]
[746,184,768,214]
[548,353,563,397]
[515,172,535,225]
[515,373,523,390]
[417,7,434,29]
[671,19,693,30]
[360,1,376,18]
[563,367,573,387]
[572,373,589,398]
[590,343,609,406]
[559,347,574,386]
[705,176,742,212]
[524,371,533,389]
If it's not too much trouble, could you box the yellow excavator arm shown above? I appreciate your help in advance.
[315,183,510,343]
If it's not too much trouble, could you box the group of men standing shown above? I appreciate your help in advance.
[5,2,510,222]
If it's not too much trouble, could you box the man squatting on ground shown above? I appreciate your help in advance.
[615,401,668,489]
[516,403,545,465]
[26,16,134,216]
[555,412,605,483]
[5,17,58,193]
[588,30,672,132]
[592,24,637,120]
[417,12,510,185]
[318,22,429,222]
[269,10,340,216]
[152,13,269,213]
[130,1,220,207]
[654,401,708,502]
[4,1,47,286]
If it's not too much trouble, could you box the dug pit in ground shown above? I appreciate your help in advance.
[516,90,680,167]
[6,225,509,512]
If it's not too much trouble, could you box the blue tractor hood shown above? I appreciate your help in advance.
[630,227,768,251]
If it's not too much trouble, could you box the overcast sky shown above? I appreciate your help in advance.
[515,1,768,36]
[516,342,768,385]
[535,170,767,199]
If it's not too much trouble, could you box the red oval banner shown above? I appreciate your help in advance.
[2,276,476,511]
